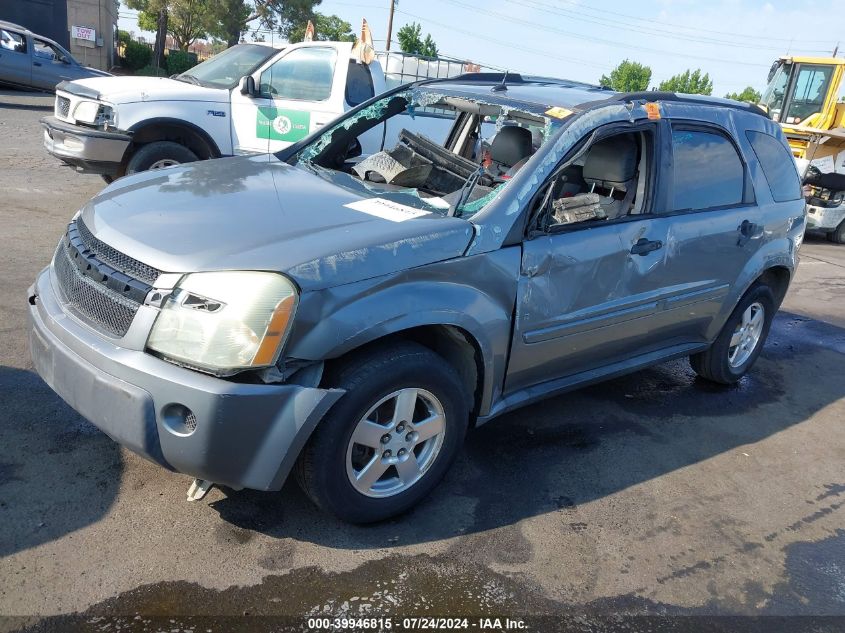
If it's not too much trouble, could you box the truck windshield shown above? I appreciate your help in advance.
[179,44,279,89]
[761,61,791,121]
[290,88,564,218]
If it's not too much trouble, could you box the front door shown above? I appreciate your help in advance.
[505,124,673,393]
[31,38,77,91]
[0,27,31,87]
[230,43,351,155]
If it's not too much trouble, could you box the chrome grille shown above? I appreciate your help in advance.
[76,218,161,285]
[53,241,140,337]
[56,96,70,118]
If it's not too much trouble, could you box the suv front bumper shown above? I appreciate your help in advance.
[41,116,131,176]
[27,266,343,491]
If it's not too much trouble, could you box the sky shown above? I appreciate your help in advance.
[118,0,845,97]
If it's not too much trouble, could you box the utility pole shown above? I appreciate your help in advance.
[386,0,395,51]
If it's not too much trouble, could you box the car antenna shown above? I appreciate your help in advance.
[491,71,509,92]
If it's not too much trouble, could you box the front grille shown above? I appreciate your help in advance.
[184,411,198,432]
[53,240,140,337]
[76,219,161,285]
[56,96,70,118]
[52,219,161,338]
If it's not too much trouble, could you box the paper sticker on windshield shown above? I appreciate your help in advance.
[256,107,310,142]
[545,106,573,119]
[345,198,431,222]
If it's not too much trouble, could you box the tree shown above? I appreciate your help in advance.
[397,22,438,57]
[725,86,762,104]
[132,0,216,51]
[658,69,713,95]
[207,0,320,49]
[599,59,652,92]
[288,13,355,43]
[126,0,168,66]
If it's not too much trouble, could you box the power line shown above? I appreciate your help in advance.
[520,0,839,44]
[436,0,770,68]
[503,0,832,53]
[394,8,612,71]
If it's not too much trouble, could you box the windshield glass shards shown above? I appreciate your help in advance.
[290,88,566,218]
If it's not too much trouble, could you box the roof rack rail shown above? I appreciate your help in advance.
[610,91,768,117]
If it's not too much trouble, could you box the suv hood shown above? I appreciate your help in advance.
[79,155,475,291]
[63,75,228,104]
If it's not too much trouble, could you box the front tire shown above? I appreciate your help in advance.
[295,342,469,523]
[125,141,197,175]
[690,283,775,384]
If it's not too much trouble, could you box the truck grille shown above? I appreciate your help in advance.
[56,96,70,118]
[52,219,161,338]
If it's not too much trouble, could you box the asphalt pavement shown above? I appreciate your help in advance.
[1,92,844,632]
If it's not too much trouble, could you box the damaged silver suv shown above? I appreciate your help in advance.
[28,75,806,523]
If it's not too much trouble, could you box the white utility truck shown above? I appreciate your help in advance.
[41,40,389,181]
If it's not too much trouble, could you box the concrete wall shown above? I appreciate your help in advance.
[66,0,117,71]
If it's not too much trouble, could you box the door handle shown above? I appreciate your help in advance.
[630,237,663,256]
[33,61,41,67]
[737,219,760,246]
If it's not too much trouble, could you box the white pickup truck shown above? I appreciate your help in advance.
[41,41,388,180]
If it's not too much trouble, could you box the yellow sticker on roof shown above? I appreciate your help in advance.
[545,106,573,119]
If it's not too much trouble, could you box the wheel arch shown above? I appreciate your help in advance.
[125,118,222,162]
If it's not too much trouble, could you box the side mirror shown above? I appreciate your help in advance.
[239,75,258,96]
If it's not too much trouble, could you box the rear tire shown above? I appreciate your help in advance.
[690,283,775,384]
[827,219,845,244]
[295,342,468,523]
[125,141,197,175]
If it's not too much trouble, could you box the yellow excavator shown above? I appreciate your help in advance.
[759,56,845,242]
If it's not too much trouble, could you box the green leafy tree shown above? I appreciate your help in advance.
[206,0,320,48]
[725,86,762,104]
[599,60,652,92]
[658,68,713,95]
[288,13,355,43]
[126,0,167,66]
[135,0,215,50]
[397,22,438,57]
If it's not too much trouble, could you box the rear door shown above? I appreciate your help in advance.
[230,43,351,155]
[0,28,31,87]
[644,122,764,344]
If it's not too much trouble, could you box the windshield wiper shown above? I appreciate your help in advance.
[449,165,486,217]
[175,74,201,85]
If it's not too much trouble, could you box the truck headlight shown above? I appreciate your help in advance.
[147,271,298,375]
[73,101,115,127]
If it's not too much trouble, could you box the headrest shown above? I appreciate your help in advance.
[491,126,533,168]
[583,134,638,188]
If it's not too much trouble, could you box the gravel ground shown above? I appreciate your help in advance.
[1,92,844,632]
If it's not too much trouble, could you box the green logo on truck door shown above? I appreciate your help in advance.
[256,107,311,142]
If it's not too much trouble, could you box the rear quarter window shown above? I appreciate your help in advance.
[745,130,802,202]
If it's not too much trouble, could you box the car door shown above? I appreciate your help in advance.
[505,122,676,394]
[641,122,764,346]
[0,28,31,88]
[230,43,351,155]
[31,38,76,90]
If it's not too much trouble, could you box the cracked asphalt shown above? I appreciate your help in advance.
[1,91,844,632]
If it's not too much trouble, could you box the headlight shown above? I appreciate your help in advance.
[73,101,115,127]
[147,271,298,375]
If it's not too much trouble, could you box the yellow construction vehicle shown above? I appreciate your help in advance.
[759,56,845,157]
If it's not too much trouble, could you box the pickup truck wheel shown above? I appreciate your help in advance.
[126,141,198,175]
[690,283,775,384]
[295,342,468,523]
[828,219,845,244]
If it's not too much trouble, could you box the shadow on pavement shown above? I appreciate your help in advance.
[0,366,122,557]
[209,311,845,547]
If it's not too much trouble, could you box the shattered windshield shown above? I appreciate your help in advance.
[290,87,565,218]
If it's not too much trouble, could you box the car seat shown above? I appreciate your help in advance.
[582,134,639,219]
[489,126,533,178]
